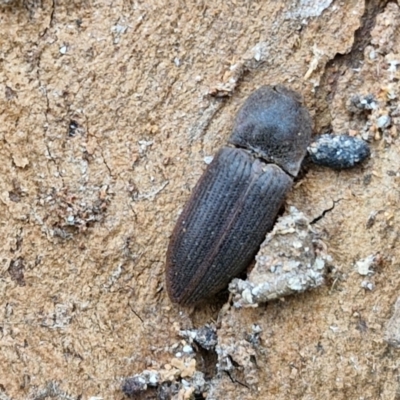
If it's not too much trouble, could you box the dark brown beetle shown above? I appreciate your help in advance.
[166,85,312,305]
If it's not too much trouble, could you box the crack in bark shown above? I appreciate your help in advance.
[35,0,64,183]
[310,198,342,225]
[225,370,250,390]
[98,146,113,177]
[314,0,391,132]
[327,0,391,71]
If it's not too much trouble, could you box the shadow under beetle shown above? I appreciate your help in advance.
[165,85,312,305]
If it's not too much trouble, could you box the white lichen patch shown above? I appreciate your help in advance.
[229,207,328,307]
[355,254,377,276]
[122,336,209,399]
[286,0,334,20]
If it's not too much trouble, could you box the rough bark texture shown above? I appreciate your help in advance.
[1,0,400,399]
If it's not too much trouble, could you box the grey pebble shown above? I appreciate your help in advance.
[122,376,147,397]
[376,115,391,129]
[308,134,370,169]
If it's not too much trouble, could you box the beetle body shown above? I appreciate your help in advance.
[166,85,312,305]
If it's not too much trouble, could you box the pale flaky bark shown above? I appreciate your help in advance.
[1,1,400,399]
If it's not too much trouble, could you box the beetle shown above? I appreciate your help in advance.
[165,85,312,305]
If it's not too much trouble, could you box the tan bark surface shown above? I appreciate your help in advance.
[1,0,400,399]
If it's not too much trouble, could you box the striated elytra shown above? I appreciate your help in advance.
[166,85,312,305]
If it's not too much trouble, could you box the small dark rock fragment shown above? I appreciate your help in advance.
[193,325,218,351]
[308,134,370,169]
[348,94,377,113]
[157,382,180,400]
[122,370,161,398]
[180,324,218,351]
[8,257,26,286]
[68,120,80,137]
[121,376,147,398]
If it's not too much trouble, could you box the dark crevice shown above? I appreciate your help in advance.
[194,345,218,380]
[313,0,391,133]
[46,0,56,31]
[332,0,391,69]
[310,198,342,225]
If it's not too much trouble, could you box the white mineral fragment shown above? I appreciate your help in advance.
[355,254,376,276]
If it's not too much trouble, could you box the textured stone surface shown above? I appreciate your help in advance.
[1,0,400,399]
